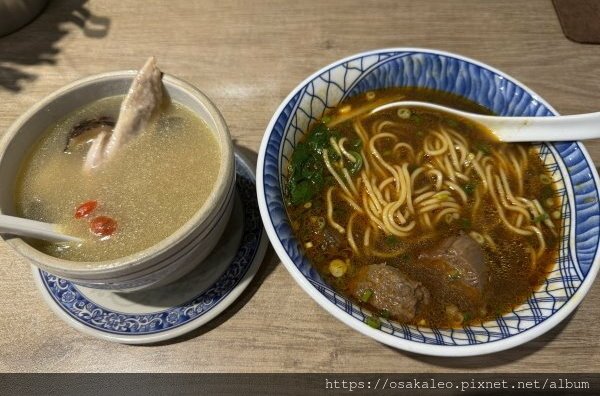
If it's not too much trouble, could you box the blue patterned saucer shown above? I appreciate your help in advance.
[33,153,268,344]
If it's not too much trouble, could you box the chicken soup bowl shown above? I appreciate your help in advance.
[0,71,235,292]
[257,48,600,356]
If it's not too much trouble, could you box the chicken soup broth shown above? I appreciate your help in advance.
[16,95,221,262]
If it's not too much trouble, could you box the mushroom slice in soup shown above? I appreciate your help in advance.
[64,116,115,152]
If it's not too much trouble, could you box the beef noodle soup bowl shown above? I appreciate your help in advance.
[257,49,600,356]
[0,71,235,292]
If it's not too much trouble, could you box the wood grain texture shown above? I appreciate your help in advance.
[0,0,599,373]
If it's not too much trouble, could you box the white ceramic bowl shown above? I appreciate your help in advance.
[0,71,235,292]
[257,48,600,356]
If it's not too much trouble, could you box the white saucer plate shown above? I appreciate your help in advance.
[33,153,268,344]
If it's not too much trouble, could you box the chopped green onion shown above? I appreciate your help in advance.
[463,152,475,168]
[534,213,549,223]
[397,108,411,119]
[316,217,326,230]
[329,259,348,278]
[380,310,390,319]
[365,316,381,329]
[309,216,326,230]
[462,312,472,323]
[360,289,374,303]
[469,231,485,245]
[539,174,552,185]
[448,270,461,280]
[433,191,450,201]
[321,115,331,124]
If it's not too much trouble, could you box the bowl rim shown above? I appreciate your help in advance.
[256,47,600,356]
[0,70,235,275]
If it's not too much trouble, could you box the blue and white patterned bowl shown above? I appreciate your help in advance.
[256,48,600,356]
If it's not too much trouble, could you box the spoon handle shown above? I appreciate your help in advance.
[475,112,600,142]
[371,101,600,143]
[0,214,81,242]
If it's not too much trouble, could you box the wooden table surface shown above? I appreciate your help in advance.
[0,0,599,373]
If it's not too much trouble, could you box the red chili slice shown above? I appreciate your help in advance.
[90,216,117,237]
[75,200,98,219]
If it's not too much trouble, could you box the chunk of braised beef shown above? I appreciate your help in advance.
[419,234,487,290]
[349,263,430,322]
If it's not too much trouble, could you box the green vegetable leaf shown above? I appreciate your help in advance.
[301,156,323,183]
[347,151,363,175]
[307,123,331,154]
[288,180,314,206]
[291,141,311,167]
[463,182,476,196]
[286,122,345,206]
[350,139,362,150]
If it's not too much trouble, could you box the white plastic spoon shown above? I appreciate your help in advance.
[370,101,600,142]
[0,214,82,242]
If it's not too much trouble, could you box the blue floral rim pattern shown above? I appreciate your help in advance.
[39,155,263,335]
[260,49,600,349]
